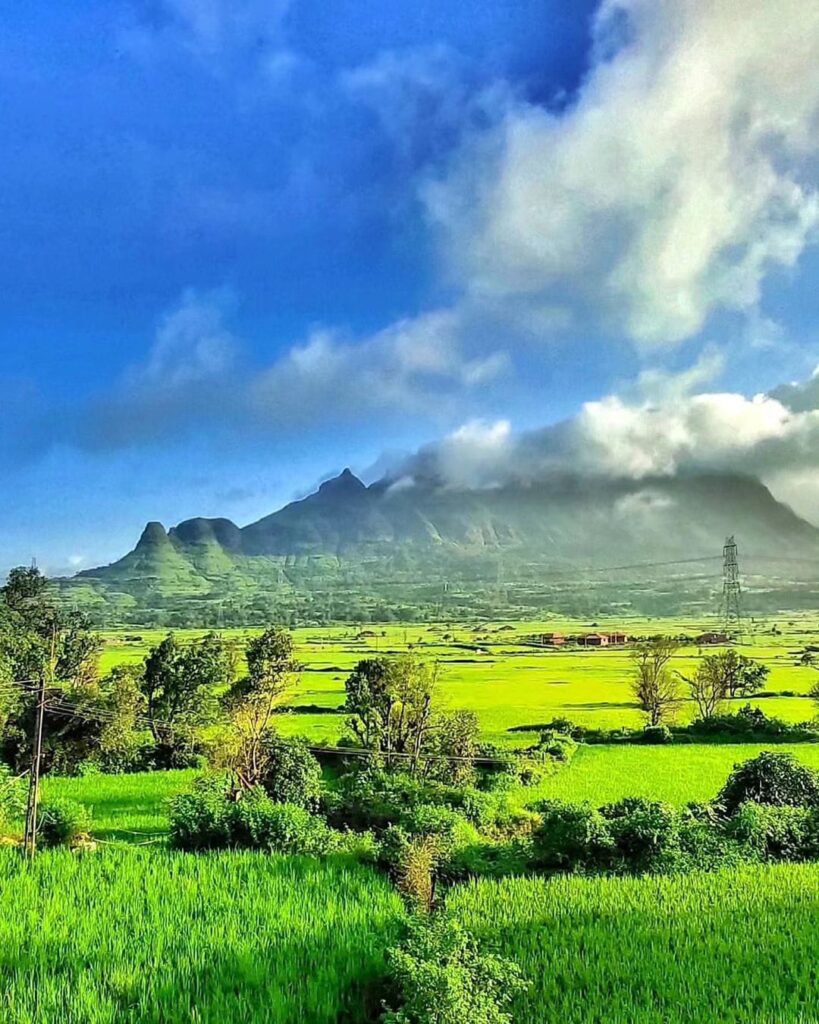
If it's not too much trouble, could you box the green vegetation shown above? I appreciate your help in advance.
[5,568,819,1023]
[447,863,819,1024]
[0,850,404,1024]
[92,614,819,748]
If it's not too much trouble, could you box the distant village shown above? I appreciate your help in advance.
[530,629,731,648]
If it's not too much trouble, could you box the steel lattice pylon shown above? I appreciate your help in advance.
[721,535,743,632]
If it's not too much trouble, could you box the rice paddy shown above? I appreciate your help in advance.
[10,614,819,1022]
[448,864,819,1023]
[0,849,404,1024]
[97,614,819,748]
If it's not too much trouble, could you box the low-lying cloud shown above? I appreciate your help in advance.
[394,366,819,521]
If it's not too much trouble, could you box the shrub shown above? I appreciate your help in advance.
[401,804,477,853]
[443,839,532,882]
[677,815,745,871]
[601,797,681,871]
[241,801,333,856]
[325,770,428,831]
[381,916,526,1024]
[0,764,25,833]
[169,775,233,850]
[725,802,813,861]
[641,725,673,745]
[530,801,614,872]
[259,735,323,810]
[716,752,819,816]
[37,798,92,848]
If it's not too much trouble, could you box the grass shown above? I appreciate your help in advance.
[41,770,199,841]
[521,742,819,807]
[448,863,819,1023]
[0,849,404,1024]
[96,614,819,747]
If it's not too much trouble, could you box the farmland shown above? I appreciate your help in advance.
[449,864,819,1024]
[0,850,403,1024]
[4,611,819,1023]
[40,743,819,840]
[97,614,819,747]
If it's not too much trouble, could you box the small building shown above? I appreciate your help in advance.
[607,632,628,645]
[696,631,729,645]
[580,633,609,647]
[540,632,566,647]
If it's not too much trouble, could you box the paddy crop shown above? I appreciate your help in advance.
[0,849,404,1024]
[98,614,819,747]
[448,863,819,1024]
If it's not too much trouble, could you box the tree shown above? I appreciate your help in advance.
[683,658,727,720]
[681,650,769,720]
[97,665,147,771]
[631,638,679,726]
[343,656,438,769]
[423,710,480,786]
[718,650,769,698]
[0,566,101,772]
[221,628,298,787]
[141,633,232,761]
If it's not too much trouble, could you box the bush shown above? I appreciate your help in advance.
[641,725,673,745]
[725,802,814,861]
[0,764,25,833]
[325,770,429,831]
[381,916,526,1024]
[601,797,681,871]
[37,798,92,848]
[401,804,477,851]
[171,776,334,854]
[443,839,532,882]
[169,776,233,850]
[530,801,614,872]
[238,800,333,855]
[716,752,819,816]
[259,735,323,810]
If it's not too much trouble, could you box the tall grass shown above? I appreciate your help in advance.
[41,770,199,840]
[448,863,819,1023]
[0,850,404,1023]
[520,743,819,807]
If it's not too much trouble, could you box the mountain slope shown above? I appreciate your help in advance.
[65,469,819,624]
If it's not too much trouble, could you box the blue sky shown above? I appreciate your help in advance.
[1,0,819,572]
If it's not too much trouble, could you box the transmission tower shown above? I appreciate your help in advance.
[721,535,743,632]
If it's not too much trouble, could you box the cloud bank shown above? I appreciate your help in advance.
[426,0,819,346]
[396,363,819,522]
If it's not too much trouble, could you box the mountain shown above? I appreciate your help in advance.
[62,469,819,625]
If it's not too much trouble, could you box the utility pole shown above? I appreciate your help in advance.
[721,535,743,634]
[22,627,55,857]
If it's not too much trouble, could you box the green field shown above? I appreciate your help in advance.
[98,615,819,747]
[0,850,403,1024]
[12,615,819,1023]
[36,742,819,847]
[449,864,819,1023]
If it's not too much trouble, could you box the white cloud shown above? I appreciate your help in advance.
[426,0,819,346]
[143,0,290,59]
[78,296,510,448]
[250,309,510,423]
[131,288,237,388]
[396,361,819,519]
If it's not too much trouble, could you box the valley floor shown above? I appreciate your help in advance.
[8,613,819,1023]
[99,613,819,747]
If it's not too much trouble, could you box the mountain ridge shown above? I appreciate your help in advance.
[65,469,819,624]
